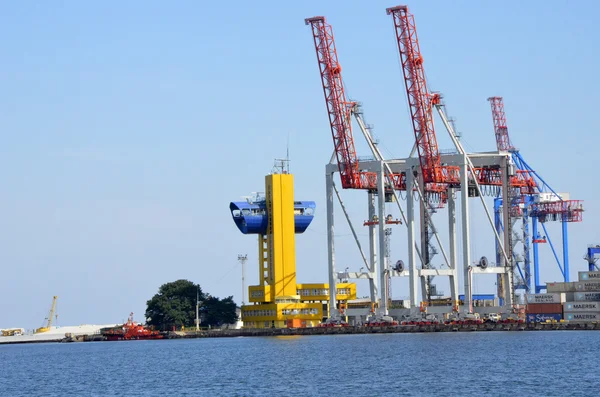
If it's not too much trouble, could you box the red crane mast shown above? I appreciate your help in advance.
[387,6,536,195]
[487,97,514,152]
[386,5,460,186]
[305,16,405,191]
[487,96,582,221]
[305,16,364,189]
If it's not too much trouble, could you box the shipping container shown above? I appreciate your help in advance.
[526,303,563,314]
[575,282,600,292]
[535,192,569,203]
[526,313,562,323]
[574,292,600,301]
[565,292,575,301]
[525,293,563,304]
[546,282,577,293]
[458,294,496,301]
[564,312,600,322]
[578,271,600,281]
[564,302,600,312]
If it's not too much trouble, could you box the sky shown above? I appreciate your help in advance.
[0,1,598,329]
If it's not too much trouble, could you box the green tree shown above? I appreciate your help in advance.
[203,295,238,327]
[145,279,238,330]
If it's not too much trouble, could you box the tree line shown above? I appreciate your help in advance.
[145,279,238,330]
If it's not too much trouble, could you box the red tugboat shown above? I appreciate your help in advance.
[102,312,165,341]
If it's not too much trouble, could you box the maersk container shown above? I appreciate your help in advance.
[525,293,563,304]
[564,302,600,312]
[546,282,577,293]
[526,303,563,314]
[564,292,575,301]
[574,292,600,301]
[579,271,600,281]
[526,313,562,323]
[575,282,600,292]
[564,312,600,322]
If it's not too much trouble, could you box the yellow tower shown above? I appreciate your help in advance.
[261,173,297,301]
[230,170,356,328]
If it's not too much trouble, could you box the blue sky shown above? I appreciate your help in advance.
[1,1,598,329]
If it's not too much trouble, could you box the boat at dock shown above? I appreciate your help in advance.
[101,312,164,341]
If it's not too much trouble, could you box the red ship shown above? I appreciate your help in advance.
[102,312,165,341]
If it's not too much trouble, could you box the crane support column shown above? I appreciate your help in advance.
[448,188,459,308]
[587,246,600,271]
[326,171,337,318]
[419,174,430,304]
[406,169,419,312]
[501,156,514,309]
[523,204,531,291]
[368,191,378,303]
[562,219,570,282]
[533,217,541,292]
[494,198,505,299]
[460,155,472,313]
[377,161,388,315]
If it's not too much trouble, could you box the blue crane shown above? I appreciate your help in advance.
[488,97,584,293]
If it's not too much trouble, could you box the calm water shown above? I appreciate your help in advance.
[1,331,599,396]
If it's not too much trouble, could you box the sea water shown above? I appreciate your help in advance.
[1,331,599,396]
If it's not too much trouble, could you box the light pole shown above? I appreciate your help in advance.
[195,286,200,331]
[238,254,248,305]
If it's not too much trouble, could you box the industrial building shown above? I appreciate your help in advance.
[230,165,356,328]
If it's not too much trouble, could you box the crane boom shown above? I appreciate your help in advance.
[305,16,362,189]
[386,5,460,185]
[487,97,581,218]
[305,16,407,191]
[487,97,514,152]
[47,296,57,329]
[35,295,57,334]
[387,6,534,193]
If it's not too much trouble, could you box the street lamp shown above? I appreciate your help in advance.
[195,286,201,331]
[238,254,248,305]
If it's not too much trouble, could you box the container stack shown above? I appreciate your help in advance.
[563,272,600,322]
[525,293,566,322]
[546,282,577,293]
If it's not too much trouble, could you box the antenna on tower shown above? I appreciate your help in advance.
[286,132,290,171]
[272,136,291,175]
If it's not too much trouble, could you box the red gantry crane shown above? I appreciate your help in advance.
[306,16,416,319]
[386,5,537,308]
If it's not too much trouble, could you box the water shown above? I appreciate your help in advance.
[1,331,599,396]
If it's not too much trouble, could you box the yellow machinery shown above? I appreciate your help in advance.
[230,169,356,328]
[35,296,58,334]
[1,328,24,336]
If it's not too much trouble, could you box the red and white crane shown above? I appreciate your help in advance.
[386,5,461,187]
[387,5,523,311]
[386,6,535,195]
[487,96,582,224]
[305,16,365,190]
[488,97,515,152]
[305,17,410,194]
